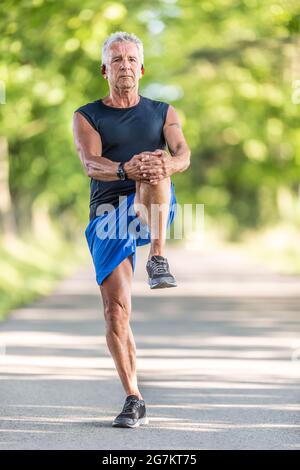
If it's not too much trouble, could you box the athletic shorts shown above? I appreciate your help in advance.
[85,181,177,285]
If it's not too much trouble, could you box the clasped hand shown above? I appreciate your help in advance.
[130,149,173,185]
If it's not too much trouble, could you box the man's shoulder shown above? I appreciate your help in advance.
[75,99,99,114]
[140,96,170,121]
[141,95,169,109]
[74,100,101,132]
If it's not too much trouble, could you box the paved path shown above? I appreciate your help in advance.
[0,244,299,450]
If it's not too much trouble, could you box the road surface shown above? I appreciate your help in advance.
[0,244,299,449]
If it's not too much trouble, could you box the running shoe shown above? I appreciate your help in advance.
[146,255,177,289]
[112,394,149,428]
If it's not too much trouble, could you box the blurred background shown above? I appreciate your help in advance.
[1,0,300,318]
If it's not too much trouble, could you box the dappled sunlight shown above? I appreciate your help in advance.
[0,331,106,347]
[8,310,101,322]
[140,381,296,390]
[144,421,300,430]
[131,280,300,297]
[53,271,300,298]
[7,404,104,410]
[1,249,299,449]
[0,429,70,434]
[1,355,299,382]
[150,404,300,411]
[0,415,113,425]
[136,335,298,348]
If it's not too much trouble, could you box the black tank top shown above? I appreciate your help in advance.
[75,95,170,221]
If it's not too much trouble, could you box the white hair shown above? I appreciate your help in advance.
[101,31,144,66]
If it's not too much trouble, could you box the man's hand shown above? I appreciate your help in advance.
[123,153,152,183]
[139,149,174,185]
[124,150,174,184]
[123,151,160,184]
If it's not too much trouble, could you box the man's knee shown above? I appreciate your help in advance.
[139,177,171,204]
[103,298,130,333]
[140,176,170,192]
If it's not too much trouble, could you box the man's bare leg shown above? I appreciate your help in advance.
[134,177,176,289]
[100,255,143,400]
[134,177,171,259]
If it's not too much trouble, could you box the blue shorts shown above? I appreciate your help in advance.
[85,181,177,285]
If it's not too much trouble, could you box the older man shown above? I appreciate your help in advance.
[73,31,190,428]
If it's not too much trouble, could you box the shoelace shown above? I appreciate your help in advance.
[151,258,169,275]
[123,398,140,413]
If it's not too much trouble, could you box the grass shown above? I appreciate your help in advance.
[0,227,88,321]
[183,215,300,276]
[239,222,300,275]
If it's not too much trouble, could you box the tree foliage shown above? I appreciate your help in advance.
[1,0,300,240]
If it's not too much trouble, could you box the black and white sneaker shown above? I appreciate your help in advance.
[146,255,177,289]
[112,395,149,428]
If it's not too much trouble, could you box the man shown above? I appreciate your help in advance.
[73,31,190,428]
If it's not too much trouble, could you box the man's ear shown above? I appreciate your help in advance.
[141,64,145,76]
[101,64,106,78]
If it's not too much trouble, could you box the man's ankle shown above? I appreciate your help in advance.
[148,251,164,260]
[127,391,143,400]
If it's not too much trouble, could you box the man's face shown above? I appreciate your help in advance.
[104,41,142,91]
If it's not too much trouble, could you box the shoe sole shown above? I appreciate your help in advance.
[148,277,177,289]
[112,416,149,428]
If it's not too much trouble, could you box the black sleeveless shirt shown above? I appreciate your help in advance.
[75,95,170,221]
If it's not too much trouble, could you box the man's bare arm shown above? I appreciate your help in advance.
[138,106,191,184]
[163,105,191,173]
[73,112,151,182]
[72,112,121,181]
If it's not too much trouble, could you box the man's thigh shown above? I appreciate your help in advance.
[133,181,147,225]
[134,179,171,226]
[99,255,133,313]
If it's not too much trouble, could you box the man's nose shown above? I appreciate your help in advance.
[120,59,131,69]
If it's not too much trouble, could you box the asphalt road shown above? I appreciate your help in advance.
[0,244,299,450]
